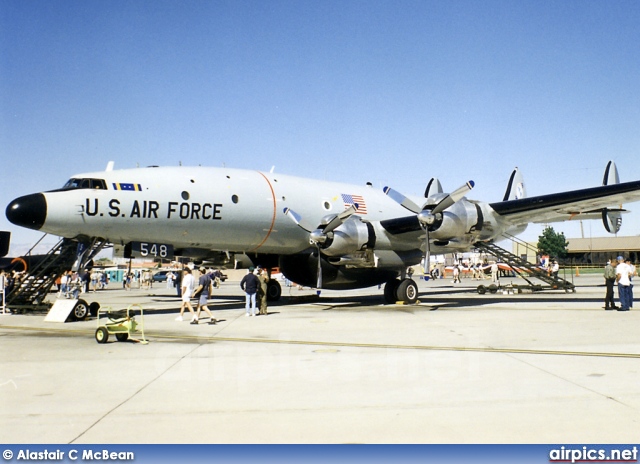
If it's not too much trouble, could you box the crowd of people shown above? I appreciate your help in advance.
[173,266,260,325]
[0,269,25,298]
[5,256,638,322]
[57,269,110,298]
[429,261,503,282]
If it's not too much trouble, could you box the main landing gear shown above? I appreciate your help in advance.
[384,278,419,305]
[266,279,282,302]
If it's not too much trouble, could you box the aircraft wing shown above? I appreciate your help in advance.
[489,179,640,224]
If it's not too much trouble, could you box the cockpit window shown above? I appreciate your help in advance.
[61,178,107,190]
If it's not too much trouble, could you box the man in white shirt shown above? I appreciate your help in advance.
[625,258,636,309]
[176,268,196,321]
[615,256,632,311]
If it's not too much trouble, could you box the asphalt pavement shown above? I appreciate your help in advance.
[1,274,639,444]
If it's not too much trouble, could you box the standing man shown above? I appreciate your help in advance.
[603,259,618,310]
[452,264,461,284]
[59,270,70,298]
[240,267,260,317]
[192,267,216,325]
[615,256,632,311]
[491,262,499,283]
[625,258,636,309]
[257,267,270,315]
[176,268,196,322]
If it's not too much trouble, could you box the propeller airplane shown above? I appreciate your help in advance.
[5,161,640,304]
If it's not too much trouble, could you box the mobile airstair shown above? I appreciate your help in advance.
[6,236,108,314]
[474,235,576,294]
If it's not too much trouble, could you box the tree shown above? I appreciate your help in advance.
[537,226,569,259]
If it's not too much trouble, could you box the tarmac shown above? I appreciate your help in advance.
[1,273,639,444]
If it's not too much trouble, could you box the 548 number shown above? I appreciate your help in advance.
[140,243,170,257]
[127,241,174,259]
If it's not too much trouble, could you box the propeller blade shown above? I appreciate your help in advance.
[431,180,474,215]
[283,207,314,233]
[316,245,322,294]
[323,203,359,234]
[383,186,422,214]
[423,227,430,275]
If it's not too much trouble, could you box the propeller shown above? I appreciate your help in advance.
[384,180,474,273]
[283,204,360,292]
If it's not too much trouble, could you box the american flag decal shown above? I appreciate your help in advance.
[341,193,367,214]
[112,183,142,191]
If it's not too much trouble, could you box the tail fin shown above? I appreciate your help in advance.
[602,160,620,186]
[503,167,526,201]
[424,177,443,198]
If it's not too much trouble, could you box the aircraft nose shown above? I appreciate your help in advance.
[6,193,47,230]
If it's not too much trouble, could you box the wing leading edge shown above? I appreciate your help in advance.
[489,179,640,224]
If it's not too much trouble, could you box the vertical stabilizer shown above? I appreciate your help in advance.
[503,167,526,201]
[602,160,619,185]
[424,178,443,198]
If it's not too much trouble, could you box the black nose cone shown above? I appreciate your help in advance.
[6,193,47,230]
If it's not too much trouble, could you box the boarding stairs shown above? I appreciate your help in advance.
[6,236,108,312]
[474,236,576,293]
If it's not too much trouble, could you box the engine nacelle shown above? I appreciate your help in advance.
[429,202,480,241]
[321,217,375,257]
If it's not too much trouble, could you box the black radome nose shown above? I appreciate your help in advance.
[6,193,47,230]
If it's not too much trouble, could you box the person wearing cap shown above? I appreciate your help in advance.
[603,258,618,310]
[240,266,260,316]
[192,267,216,325]
[615,256,632,311]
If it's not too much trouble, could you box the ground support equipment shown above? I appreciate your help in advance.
[95,304,148,344]
[474,240,576,294]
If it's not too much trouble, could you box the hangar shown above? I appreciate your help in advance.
[565,236,640,264]
[510,236,640,266]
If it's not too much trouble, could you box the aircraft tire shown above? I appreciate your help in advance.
[384,279,400,304]
[266,280,282,302]
[95,327,109,344]
[477,285,487,294]
[116,333,129,342]
[396,279,418,304]
[71,299,89,321]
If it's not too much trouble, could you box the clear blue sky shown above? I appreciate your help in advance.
[2,0,640,254]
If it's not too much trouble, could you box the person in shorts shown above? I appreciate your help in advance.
[176,268,196,322]
[192,267,216,325]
